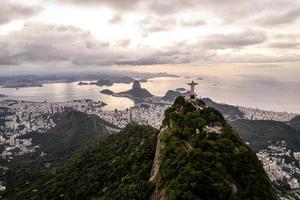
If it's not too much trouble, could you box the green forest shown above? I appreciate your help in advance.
[153,96,277,199]
[1,97,278,200]
[2,123,157,199]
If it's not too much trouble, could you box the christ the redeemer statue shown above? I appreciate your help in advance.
[187,81,198,99]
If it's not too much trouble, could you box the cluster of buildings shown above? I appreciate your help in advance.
[257,141,300,198]
[0,99,168,161]
[0,99,105,160]
[238,106,297,121]
[95,104,169,129]
[0,100,169,163]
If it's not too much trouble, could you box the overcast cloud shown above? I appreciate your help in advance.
[0,0,40,25]
[0,0,299,74]
[59,0,140,11]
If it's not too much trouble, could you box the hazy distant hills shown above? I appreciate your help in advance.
[89,76,135,86]
[197,98,300,152]
[162,90,189,101]
[0,72,178,88]
[202,98,245,121]
[3,97,277,199]
[287,115,300,132]
[231,119,300,152]
[117,80,153,99]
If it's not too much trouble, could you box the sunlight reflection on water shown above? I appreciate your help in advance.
[0,63,299,112]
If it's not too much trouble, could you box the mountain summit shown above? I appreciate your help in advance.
[149,96,277,199]
[117,80,153,99]
[132,80,142,89]
[3,97,277,200]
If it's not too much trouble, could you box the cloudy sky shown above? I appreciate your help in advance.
[0,0,300,75]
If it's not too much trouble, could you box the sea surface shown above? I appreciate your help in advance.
[0,82,134,111]
[0,63,299,113]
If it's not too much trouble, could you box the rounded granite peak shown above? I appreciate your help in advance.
[132,80,141,89]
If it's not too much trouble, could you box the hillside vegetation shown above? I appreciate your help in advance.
[2,97,278,200]
[287,115,300,132]
[1,109,119,198]
[2,123,158,200]
[19,110,115,164]
[202,98,244,121]
[151,96,277,199]
[231,119,300,152]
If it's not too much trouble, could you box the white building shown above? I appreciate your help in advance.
[288,178,299,189]
[294,152,300,160]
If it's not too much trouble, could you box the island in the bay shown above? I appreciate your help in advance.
[101,80,190,103]
[0,72,178,89]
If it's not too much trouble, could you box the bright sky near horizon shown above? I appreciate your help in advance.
[0,0,300,74]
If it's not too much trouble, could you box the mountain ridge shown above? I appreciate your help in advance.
[2,97,278,199]
[231,119,300,152]
[287,115,300,132]
[150,96,277,199]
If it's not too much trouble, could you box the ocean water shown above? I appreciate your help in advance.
[0,63,299,113]
[117,63,300,113]
[0,82,134,111]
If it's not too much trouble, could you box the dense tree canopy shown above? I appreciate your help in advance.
[1,97,278,200]
[154,96,278,199]
[2,123,157,200]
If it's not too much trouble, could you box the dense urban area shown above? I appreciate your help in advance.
[0,98,299,199]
